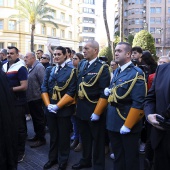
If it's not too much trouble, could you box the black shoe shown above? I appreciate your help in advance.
[72,163,92,169]
[58,163,67,170]
[30,140,46,148]
[27,136,38,142]
[44,160,58,169]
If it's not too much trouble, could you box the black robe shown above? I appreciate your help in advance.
[0,63,17,170]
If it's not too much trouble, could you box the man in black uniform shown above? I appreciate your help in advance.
[72,40,110,170]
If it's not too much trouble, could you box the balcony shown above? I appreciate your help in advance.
[50,18,70,27]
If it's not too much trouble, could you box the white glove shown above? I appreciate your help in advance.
[104,88,111,96]
[47,104,59,114]
[90,113,100,121]
[120,125,131,134]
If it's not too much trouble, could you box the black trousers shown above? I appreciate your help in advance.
[15,104,27,156]
[154,131,170,170]
[77,117,105,170]
[108,131,140,170]
[46,115,71,165]
[28,99,45,141]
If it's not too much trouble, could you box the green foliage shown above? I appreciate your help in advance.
[113,35,127,47]
[114,31,120,36]
[133,30,156,58]
[9,0,58,52]
[127,34,134,45]
[99,47,113,63]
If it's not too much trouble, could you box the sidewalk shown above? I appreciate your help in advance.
[18,120,144,170]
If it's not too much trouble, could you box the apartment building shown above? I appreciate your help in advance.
[114,0,170,56]
[78,0,96,52]
[0,0,84,54]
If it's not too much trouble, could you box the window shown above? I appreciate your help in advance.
[8,20,16,30]
[150,7,161,14]
[38,45,44,51]
[83,27,95,33]
[61,12,65,21]
[83,8,95,14]
[150,0,161,3]
[8,42,17,46]
[69,15,72,24]
[150,27,155,33]
[155,38,161,44]
[150,17,161,24]
[155,18,161,24]
[51,10,56,18]
[51,28,56,36]
[0,0,3,6]
[60,30,65,38]
[8,0,15,7]
[83,17,95,24]
[150,18,155,24]
[83,0,95,4]
[0,20,3,29]
[168,18,170,24]
[0,42,4,49]
[68,31,72,39]
[83,37,94,42]
[41,26,46,35]
[68,0,72,7]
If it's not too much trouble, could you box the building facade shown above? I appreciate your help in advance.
[114,0,170,56]
[0,0,80,53]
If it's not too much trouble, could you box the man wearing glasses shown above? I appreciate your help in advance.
[2,46,28,163]
[40,54,51,69]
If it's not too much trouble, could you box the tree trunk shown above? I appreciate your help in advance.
[31,24,35,52]
[103,0,112,49]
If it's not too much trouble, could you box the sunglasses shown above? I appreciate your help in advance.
[41,57,47,59]
[53,53,62,56]
[7,52,15,55]
[73,58,78,60]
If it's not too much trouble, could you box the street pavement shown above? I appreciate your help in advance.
[18,120,144,170]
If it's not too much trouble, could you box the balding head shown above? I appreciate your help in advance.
[83,40,99,61]
[25,52,36,67]
[158,56,170,65]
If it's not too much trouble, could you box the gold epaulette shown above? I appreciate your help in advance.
[52,68,75,100]
[78,64,109,103]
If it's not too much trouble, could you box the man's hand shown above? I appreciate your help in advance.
[148,114,165,130]
[90,113,100,121]
[47,104,59,114]
[120,125,131,134]
[104,88,111,96]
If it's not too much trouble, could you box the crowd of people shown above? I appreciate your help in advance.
[0,41,170,170]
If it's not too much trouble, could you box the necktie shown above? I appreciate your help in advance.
[56,65,62,73]
[85,62,90,70]
[116,67,121,76]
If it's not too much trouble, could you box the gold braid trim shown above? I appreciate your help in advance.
[78,64,109,103]
[52,69,75,100]
[108,72,146,120]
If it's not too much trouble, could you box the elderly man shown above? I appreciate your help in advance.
[72,40,110,170]
[40,53,51,69]
[25,52,46,148]
[3,46,28,163]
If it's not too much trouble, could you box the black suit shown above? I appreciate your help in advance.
[76,58,110,170]
[144,63,170,170]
